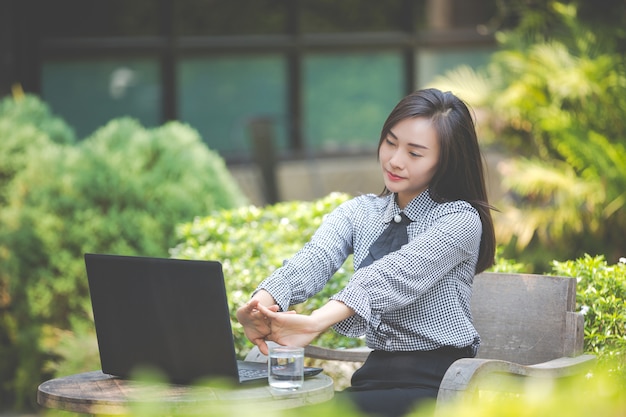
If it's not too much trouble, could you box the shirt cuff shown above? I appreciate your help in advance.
[254,276,293,312]
[330,285,382,337]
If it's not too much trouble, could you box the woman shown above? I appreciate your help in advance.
[237,88,496,417]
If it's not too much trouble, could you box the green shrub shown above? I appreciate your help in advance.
[0,95,76,206]
[171,192,363,356]
[0,95,247,411]
[551,254,626,371]
[0,94,76,146]
[488,246,528,273]
[0,95,78,410]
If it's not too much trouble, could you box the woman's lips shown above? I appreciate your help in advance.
[385,170,404,181]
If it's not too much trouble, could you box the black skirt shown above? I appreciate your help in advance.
[335,346,474,417]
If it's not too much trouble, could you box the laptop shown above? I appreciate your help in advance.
[84,253,322,385]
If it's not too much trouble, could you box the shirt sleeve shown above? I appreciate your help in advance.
[254,198,358,312]
[330,202,482,337]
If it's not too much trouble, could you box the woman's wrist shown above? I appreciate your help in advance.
[310,300,354,331]
[251,289,277,307]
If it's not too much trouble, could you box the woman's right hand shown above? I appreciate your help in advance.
[254,303,323,348]
[236,299,280,355]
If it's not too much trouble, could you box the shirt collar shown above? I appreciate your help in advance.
[382,190,435,223]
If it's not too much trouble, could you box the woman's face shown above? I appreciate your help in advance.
[379,117,440,209]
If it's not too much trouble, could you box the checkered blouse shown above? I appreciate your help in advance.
[256,190,482,354]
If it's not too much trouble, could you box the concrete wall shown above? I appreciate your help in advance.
[229,155,382,206]
[229,152,505,207]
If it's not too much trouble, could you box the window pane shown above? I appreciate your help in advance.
[417,47,495,87]
[303,52,404,152]
[177,55,287,158]
[173,0,288,36]
[41,59,161,139]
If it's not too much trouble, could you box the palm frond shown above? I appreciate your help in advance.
[496,158,604,249]
[427,65,493,107]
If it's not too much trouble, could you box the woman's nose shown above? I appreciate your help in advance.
[389,151,403,168]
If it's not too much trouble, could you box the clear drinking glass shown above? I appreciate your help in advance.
[268,345,304,390]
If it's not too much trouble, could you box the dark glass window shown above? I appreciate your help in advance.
[41,58,161,139]
[418,47,494,87]
[30,0,498,161]
[303,51,404,152]
[177,55,287,158]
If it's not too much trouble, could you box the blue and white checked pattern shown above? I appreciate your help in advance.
[255,190,482,353]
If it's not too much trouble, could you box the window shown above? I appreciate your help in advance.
[417,47,494,87]
[303,52,404,152]
[177,55,287,158]
[42,59,161,139]
[26,0,498,161]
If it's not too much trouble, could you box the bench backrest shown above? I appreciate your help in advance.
[472,272,584,365]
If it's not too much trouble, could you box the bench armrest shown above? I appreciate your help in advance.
[244,343,372,363]
[437,354,597,405]
[304,345,372,362]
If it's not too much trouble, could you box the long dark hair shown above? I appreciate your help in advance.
[378,88,496,273]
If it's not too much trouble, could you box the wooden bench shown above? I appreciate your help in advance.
[249,272,596,408]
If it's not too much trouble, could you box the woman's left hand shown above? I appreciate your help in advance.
[255,303,323,348]
[236,300,280,354]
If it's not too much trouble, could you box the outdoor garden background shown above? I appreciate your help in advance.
[1,1,625,416]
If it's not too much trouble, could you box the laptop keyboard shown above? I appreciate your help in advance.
[238,367,267,379]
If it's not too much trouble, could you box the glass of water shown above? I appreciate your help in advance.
[268,345,304,390]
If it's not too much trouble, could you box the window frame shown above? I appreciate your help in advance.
[32,0,495,163]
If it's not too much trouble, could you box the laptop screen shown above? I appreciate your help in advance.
[85,253,241,384]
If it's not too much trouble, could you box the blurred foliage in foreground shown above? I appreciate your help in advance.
[430,359,626,417]
[45,355,625,417]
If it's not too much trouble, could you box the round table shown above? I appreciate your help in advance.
[37,370,334,415]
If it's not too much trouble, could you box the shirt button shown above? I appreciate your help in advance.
[393,214,402,223]
[386,340,392,347]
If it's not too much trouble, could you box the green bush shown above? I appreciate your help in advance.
[0,95,76,205]
[488,246,528,273]
[0,95,247,411]
[551,254,626,371]
[171,192,364,356]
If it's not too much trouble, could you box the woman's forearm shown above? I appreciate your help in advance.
[311,300,355,332]
[250,289,277,307]
[254,299,355,348]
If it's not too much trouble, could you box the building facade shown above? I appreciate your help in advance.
[2,0,499,204]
